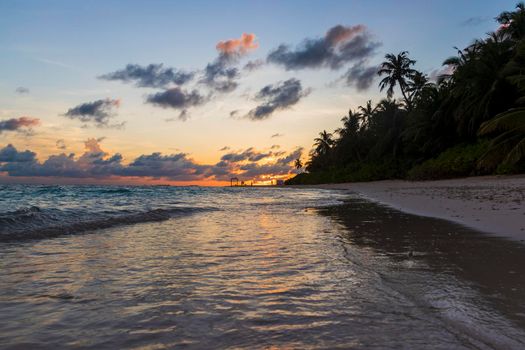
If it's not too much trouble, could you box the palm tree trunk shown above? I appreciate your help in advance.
[400,85,412,111]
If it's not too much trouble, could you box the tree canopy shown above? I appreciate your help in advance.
[287,3,525,185]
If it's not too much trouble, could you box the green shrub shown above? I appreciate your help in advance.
[285,160,407,185]
[406,141,489,180]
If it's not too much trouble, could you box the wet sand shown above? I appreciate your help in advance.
[321,199,525,331]
[307,175,525,241]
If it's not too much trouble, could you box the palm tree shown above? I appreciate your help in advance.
[477,108,525,170]
[407,72,431,98]
[313,130,334,155]
[378,51,417,110]
[336,109,361,137]
[294,158,303,170]
[444,35,516,139]
[358,100,377,129]
[497,2,525,41]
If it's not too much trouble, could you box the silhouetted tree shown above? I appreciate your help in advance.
[378,51,417,110]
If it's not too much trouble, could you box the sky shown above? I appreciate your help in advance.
[0,0,516,185]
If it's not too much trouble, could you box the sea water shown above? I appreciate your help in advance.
[0,185,524,349]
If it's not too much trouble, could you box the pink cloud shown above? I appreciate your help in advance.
[0,116,40,133]
[325,24,366,46]
[216,33,258,56]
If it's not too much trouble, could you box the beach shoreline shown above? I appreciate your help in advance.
[293,175,525,241]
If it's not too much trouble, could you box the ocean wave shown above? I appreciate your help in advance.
[0,206,216,243]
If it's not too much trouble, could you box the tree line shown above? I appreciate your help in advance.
[287,3,525,185]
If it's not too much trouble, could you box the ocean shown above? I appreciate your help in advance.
[1,185,524,349]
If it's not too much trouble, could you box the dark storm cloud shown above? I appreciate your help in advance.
[342,63,378,90]
[0,117,40,134]
[15,87,30,94]
[267,25,380,70]
[245,78,311,121]
[146,87,207,121]
[99,64,195,88]
[63,99,121,128]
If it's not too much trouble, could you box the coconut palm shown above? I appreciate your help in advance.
[313,130,334,155]
[497,2,525,41]
[477,108,525,170]
[378,51,417,110]
[336,109,361,137]
[358,100,377,129]
[407,72,432,101]
[294,158,303,170]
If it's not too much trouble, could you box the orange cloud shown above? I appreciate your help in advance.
[84,137,105,154]
[216,33,258,56]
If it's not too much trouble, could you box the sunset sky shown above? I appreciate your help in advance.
[0,0,514,185]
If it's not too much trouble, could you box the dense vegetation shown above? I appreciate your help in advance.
[287,3,525,185]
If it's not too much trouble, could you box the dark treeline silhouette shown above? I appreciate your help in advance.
[287,3,525,185]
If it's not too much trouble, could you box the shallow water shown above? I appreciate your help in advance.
[0,185,524,349]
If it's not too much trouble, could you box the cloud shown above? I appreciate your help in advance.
[0,117,40,134]
[0,140,123,179]
[216,33,258,57]
[0,143,302,182]
[99,64,194,88]
[429,65,455,82]
[120,152,210,180]
[63,99,122,128]
[267,24,380,70]
[56,139,66,150]
[0,144,36,162]
[84,137,106,153]
[243,59,265,71]
[220,147,274,163]
[461,16,490,27]
[341,63,378,90]
[271,133,283,138]
[202,57,240,93]
[146,87,207,120]
[219,146,230,151]
[15,87,30,94]
[201,33,258,93]
[212,146,302,180]
[228,147,303,179]
[245,78,311,120]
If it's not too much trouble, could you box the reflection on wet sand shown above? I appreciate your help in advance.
[322,198,525,329]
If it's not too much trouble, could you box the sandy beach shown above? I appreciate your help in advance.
[309,175,525,241]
